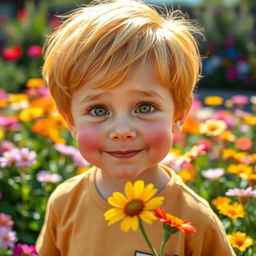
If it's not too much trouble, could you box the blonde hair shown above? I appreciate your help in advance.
[43,0,203,123]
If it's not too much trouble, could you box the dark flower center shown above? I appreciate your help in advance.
[124,200,144,216]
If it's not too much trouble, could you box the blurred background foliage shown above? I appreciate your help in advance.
[0,0,255,92]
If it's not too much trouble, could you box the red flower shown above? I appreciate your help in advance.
[154,206,196,234]
[27,45,42,58]
[17,9,28,21]
[2,46,22,61]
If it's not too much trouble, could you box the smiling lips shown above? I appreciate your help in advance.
[107,150,143,159]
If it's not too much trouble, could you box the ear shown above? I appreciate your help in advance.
[61,111,77,138]
[172,111,189,133]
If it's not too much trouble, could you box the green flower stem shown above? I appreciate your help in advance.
[160,231,172,256]
[138,219,159,256]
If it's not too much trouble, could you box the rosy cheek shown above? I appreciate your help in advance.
[143,122,172,160]
[77,126,101,161]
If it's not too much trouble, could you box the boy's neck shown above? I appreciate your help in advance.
[95,164,170,200]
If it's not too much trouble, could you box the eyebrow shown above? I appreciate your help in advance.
[79,89,164,104]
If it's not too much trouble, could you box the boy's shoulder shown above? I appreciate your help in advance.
[49,166,95,202]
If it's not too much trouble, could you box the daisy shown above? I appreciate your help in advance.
[201,168,225,180]
[104,180,164,232]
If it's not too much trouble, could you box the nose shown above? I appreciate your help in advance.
[109,121,136,141]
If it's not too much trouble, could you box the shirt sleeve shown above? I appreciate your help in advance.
[192,214,237,256]
[36,193,60,256]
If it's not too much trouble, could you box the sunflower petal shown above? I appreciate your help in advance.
[120,216,133,232]
[141,183,157,202]
[130,216,139,231]
[104,208,125,226]
[145,196,164,210]
[125,181,134,200]
[108,192,128,208]
[139,210,156,224]
[134,180,145,198]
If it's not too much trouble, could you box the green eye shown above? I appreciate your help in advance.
[91,106,108,116]
[136,103,154,114]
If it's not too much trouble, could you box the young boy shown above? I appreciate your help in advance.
[36,0,236,255]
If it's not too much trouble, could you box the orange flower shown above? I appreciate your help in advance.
[211,196,231,208]
[26,78,45,88]
[177,168,196,183]
[235,137,253,151]
[182,114,199,134]
[30,97,55,113]
[154,206,196,234]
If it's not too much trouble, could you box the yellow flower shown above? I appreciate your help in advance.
[104,180,164,232]
[217,202,245,220]
[26,78,45,88]
[219,131,235,142]
[228,232,254,252]
[8,94,28,103]
[19,107,45,122]
[0,128,4,140]
[199,119,227,136]
[243,115,256,125]
[204,96,224,106]
[227,164,253,177]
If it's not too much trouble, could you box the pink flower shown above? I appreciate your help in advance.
[37,171,62,183]
[0,227,17,249]
[0,141,15,155]
[0,149,18,167]
[225,187,256,197]
[196,139,213,152]
[2,46,22,61]
[202,168,225,180]
[14,148,36,167]
[0,214,14,229]
[27,45,42,58]
[0,89,8,100]
[12,243,38,256]
[231,95,249,105]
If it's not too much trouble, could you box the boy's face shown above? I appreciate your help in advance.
[68,60,179,180]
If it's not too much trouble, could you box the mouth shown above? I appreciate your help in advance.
[106,149,143,159]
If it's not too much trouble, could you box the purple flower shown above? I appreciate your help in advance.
[0,227,17,249]
[201,168,225,180]
[0,149,18,167]
[225,187,256,197]
[37,171,62,183]
[14,148,36,167]
[226,67,238,81]
[0,213,14,229]
[12,243,38,256]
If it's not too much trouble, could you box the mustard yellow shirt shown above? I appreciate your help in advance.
[36,165,236,256]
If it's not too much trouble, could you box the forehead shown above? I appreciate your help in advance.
[72,59,172,102]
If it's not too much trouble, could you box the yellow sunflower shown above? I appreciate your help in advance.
[228,232,254,252]
[104,180,164,232]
